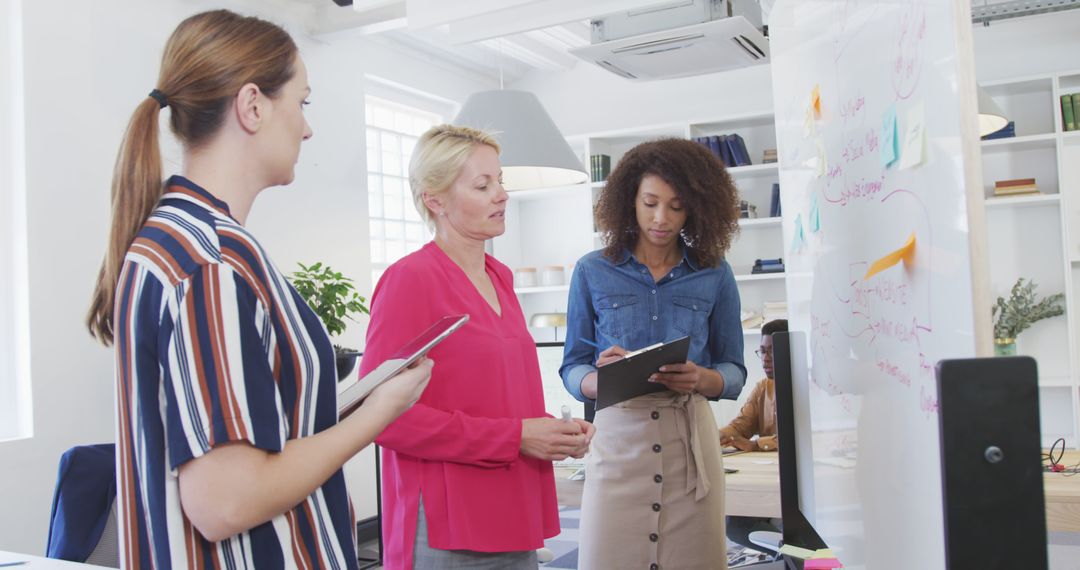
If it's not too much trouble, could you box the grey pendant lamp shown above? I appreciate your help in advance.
[453,89,589,191]
[977,85,1009,137]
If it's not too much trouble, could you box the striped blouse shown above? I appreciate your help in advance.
[113,176,357,569]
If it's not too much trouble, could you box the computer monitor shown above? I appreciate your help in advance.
[772,331,828,557]
[535,342,587,421]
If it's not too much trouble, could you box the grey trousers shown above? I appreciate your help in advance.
[412,499,539,569]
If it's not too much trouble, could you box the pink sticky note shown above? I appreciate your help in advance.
[803,558,843,569]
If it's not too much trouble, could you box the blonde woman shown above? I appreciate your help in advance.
[87,10,431,568]
[360,124,595,569]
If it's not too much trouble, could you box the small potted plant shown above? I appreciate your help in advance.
[991,277,1065,356]
[290,262,369,380]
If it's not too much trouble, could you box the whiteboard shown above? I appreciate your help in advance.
[769,1,991,568]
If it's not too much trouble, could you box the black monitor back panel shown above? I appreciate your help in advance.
[936,356,1047,570]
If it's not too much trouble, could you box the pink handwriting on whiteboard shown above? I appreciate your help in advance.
[892,2,926,99]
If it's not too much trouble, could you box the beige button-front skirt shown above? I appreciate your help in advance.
[578,392,728,570]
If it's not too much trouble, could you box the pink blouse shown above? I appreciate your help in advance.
[359,242,559,569]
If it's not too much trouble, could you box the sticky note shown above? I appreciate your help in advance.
[881,104,898,167]
[812,549,837,559]
[779,544,817,559]
[810,194,821,233]
[812,84,822,119]
[791,214,806,252]
[815,138,827,178]
[864,232,916,279]
[898,102,926,170]
[804,558,844,569]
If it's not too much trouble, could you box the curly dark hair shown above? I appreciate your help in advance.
[595,138,741,268]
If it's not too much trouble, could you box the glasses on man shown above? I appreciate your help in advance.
[754,347,773,359]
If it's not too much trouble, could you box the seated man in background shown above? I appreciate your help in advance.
[720,319,786,550]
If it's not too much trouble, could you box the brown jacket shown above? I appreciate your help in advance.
[719,378,778,451]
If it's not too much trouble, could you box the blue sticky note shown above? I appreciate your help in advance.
[882,104,898,167]
[792,214,806,252]
[810,194,821,233]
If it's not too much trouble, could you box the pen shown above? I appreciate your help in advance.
[560,404,573,422]
[579,338,600,349]
[0,562,27,567]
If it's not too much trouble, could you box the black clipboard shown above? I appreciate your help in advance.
[595,336,691,411]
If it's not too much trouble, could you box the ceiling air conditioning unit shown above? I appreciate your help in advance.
[569,0,768,81]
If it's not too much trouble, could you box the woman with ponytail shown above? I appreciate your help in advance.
[87,10,432,569]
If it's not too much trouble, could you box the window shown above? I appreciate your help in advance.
[365,95,445,287]
[1,0,32,441]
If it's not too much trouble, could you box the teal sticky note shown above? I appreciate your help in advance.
[810,194,821,233]
[792,214,806,252]
[882,104,898,167]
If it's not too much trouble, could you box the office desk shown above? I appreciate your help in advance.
[557,449,1080,532]
[554,451,782,518]
[1045,449,1080,533]
[0,551,106,568]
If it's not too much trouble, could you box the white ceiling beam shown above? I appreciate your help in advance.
[480,34,579,71]
[405,0,669,43]
[351,0,405,13]
[536,21,591,49]
[406,0,538,30]
[309,2,407,37]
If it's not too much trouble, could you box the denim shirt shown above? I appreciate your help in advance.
[560,247,747,403]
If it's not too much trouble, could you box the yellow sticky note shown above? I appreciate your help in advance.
[779,544,817,559]
[864,233,916,279]
[812,549,837,559]
[812,84,822,119]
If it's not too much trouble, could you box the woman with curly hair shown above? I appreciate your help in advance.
[560,138,747,569]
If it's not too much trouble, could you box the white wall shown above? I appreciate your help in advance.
[971,11,1080,81]
[0,0,489,554]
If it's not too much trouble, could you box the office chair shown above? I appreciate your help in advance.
[46,443,119,568]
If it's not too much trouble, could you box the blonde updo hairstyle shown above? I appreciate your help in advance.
[408,124,500,230]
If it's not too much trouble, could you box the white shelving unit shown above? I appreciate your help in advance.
[492,112,785,425]
[981,70,1080,447]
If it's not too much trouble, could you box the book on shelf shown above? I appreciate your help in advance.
[1073,94,1080,133]
[751,258,785,274]
[741,311,763,330]
[981,120,1015,140]
[769,183,782,217]
[993,177,1039,196]
[761,301,788,323]
[694,133,751,167]
[992,185,1040,197]
[763,149,778,164]
[726,133,752,166]
[1063,94,1076,132]
[590,154,611,182]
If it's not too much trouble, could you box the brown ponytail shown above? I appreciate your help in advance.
[87,10,298,345]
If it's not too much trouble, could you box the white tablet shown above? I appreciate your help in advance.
[337,314,469,417]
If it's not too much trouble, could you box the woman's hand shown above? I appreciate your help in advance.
[363,358,434,420]
[722,432,757,452]
[595,345,627,367]
[520,417,591,461]
[649,360,702,394]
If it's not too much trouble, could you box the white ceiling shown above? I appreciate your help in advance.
[285,0,1076,85]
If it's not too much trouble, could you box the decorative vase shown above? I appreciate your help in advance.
[993,337,1017,356]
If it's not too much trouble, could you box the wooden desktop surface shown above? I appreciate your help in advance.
[557,449,1080,532]
[1045,449,1080,533]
